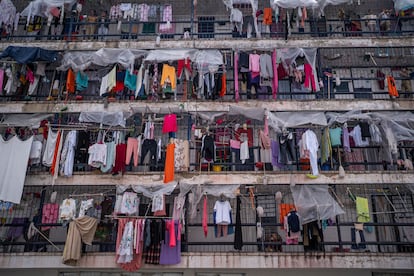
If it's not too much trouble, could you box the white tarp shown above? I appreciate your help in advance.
[291,184,345,224]
[267,111,327,133]
[394,0,414,11]
[57,48,148,72]
[78,111,130,127]
[0,114,53,128]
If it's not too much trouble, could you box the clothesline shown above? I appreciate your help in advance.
[69,192,104,198]
[105,215,173,219]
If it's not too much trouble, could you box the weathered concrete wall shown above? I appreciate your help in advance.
[0,252,413,271]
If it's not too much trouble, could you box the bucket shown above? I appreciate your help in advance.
[212,165,222,172]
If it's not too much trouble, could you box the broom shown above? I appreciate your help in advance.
[338,146,345,178]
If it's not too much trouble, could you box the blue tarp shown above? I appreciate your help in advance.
[0,46,58,64]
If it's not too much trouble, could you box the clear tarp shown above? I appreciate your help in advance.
[277,48,320,92]
[57,48,148,72]
[179,180,240,219]
[394,0,414,11]
[117,181,178,198]
[78,111,130,127]
[20,0,77,25]
[0,114,53,128]
[229,105,265,121]
[271,0,351,9]
[267,111,328,133]
[144,49,198,62]
[0,0,16,27]
[291,184,345,224]
[144,49,223,75]
[222,0,260,38]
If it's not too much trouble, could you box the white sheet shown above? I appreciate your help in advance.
[0,136,33,204]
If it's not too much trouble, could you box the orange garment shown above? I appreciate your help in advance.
[279,203,296,226]
[220,72,226,97]
[164,143,175,183]
[160,64,177,89]
[387,75,399,97]
[263,8,273,25]
[66,68,76,93]
[50,130,62,175]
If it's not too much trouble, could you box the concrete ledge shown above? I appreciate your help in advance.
[24,171,414,186]
[0,252,413,270]
[1,36,414,51]
[0,99,412,114]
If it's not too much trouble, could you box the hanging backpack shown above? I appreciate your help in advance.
[287,211,300,233]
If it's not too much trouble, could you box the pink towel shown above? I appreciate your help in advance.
[202,196,208,237]
[304,63,316,92]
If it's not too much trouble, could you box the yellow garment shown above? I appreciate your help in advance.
[356,196,370,222]
[107,66,117,92]
[62,216,98,265]
[160,64,177,89]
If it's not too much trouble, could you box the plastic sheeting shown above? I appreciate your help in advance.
[291,184,345,224]
[223,0,260,38]
[57,48,147,72]
[326,111,414,142]
[229,105,265,121]
[179,179,240,219]
[394,0,414,11]
[117,181,177,198]
[144,49,223,75]
[271,0,351,9]
[20,0,76,20]
[0,0,16,27]
[267,111,328,133]
[78,112,130,127]
[0,114,53,128]
[0,46,58,64]
[277,48,320,92]
[144,49,198,62]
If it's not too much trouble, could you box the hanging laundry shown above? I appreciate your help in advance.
[164,142,175,183]
[387,75,399,98]
[124,70,137,91]
[160,64,177,90]
[76,71,88,91]
[66,68,76,93]
[62,216,98,265]
[100,66,116,96]
[356,196,370,223]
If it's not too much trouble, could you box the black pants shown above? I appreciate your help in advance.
[141,139,157,169]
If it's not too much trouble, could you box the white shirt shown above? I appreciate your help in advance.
[214,200,232,224]
[88,143,107,168]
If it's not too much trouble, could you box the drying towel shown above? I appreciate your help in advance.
[62,216,98,265]
[356,196,370,223]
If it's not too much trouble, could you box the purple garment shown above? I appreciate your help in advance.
[0,69,4,94]
[342,126,351,153]
[271,139,282,168]
[159,220,181,265]
[7,217,28,240]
